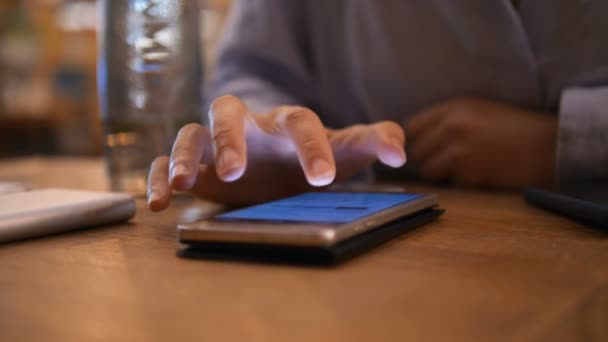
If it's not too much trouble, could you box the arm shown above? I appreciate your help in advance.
[206,0,315,114]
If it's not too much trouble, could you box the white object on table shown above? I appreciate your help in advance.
[0,182,29,195]
[0,188,136,243]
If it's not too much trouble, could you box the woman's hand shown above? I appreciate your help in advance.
[147,95,407,209]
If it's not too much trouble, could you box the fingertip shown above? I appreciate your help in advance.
[148,192,169,212]
[379,154,407,168]
[170,163,196,190]
[216,147,247,183]
[378,143,407,168]
[306,159,336,187]
[148,201,165,212]
[217,164,246,183]
[307,172,336,187]
[171,174,195,191]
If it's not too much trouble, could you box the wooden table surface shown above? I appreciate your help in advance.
[0,157,607,342]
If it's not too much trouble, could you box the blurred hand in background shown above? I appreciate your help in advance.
[406,98,558,189]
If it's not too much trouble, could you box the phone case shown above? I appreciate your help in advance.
[178,208,444,266]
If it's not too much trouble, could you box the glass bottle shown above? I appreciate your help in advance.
[98,0,203,194]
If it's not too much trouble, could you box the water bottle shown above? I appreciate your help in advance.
[98,0,203,194]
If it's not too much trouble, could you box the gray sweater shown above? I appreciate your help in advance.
[207,0,608,184]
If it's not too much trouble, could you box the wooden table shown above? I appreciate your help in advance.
[1,157,607,342]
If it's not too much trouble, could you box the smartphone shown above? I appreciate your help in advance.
[178,192,439,248]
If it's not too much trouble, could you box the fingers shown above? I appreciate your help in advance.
[169,123,210,190]
[189,164,311,207]
[369,121,407,168]
[208,95,249,182]
[275,107,336,187]
[330,121,407,168]
[147,156,171,211]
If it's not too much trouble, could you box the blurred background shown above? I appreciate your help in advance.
[0,0,231,158]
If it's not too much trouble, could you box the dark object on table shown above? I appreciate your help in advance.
[524,185,608,232]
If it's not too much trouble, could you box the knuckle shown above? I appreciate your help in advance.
[298,135,323,153]
[211,94,238,109]
[376,120,405,139]
[150,156,169,170]
[274,105,299,113]
[284,107,319,126]
[210,95,247,118]
[377,120,402,131]
[176,123,202,139]
[349,125,369,140]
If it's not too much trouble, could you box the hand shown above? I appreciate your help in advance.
[147,95,406,209]
[405,98,558,189]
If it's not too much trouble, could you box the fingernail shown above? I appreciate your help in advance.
[171,163,189,180]
[218,147,240,174]
[390,139,407,162]
[379,139,406,168]
[309,159,335,186]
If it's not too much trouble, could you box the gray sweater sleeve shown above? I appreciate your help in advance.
[557,86,608,184]
[205,0,314,115]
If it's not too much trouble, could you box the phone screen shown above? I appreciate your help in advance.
[216,192,421,224]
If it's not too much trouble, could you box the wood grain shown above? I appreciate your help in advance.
[1,157,607,342]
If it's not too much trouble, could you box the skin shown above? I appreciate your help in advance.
[148,95,559,210]
[405,97,558,189]
[147,95,407,209]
